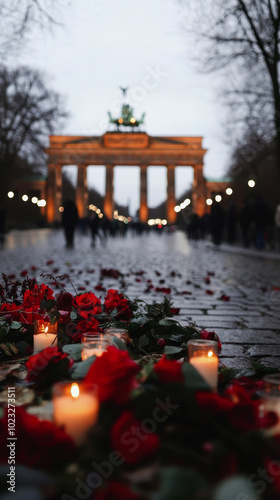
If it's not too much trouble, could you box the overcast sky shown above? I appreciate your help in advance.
[14,0,230,215]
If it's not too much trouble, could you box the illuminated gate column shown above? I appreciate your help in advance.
[46,164,62,224]
[166,165,176,224]
[193,163,206,217]
[139,165,148,223]
[104,165,114,220]
[76,165,88,218]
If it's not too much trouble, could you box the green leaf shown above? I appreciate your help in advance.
[213,475,260,500]
[62,344,82,361]
[70,356,96,379]
[70,311,78,320]
[138,334,149,349]
[10,321,21,330]
[164,346,183,355]
[182,362,212,392]
[150,466,208,500]
[159,319,177,326]
[110,336,127,351]
[40,299,56,311]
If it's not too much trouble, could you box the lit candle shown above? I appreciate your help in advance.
[259,374,280,436]
[188,340,219,390]
[53,382,99,445]
[33,321,57,353]
[105,327,128,342]
[81,334,110,361]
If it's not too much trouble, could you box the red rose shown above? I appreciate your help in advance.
[0,302,21,320]
[56,291,73,311]
[72,292,102,319]
[95,481,141,500]
[0,407,75,469]
[23,284,54,309]
[85,346,140,404]
[26,346,73,384]
[200,330,222,352]
[196,392,234,415]
[154,355,184,384]
[110,411,160,465]
[18,307,43,325]
[104,289,132,321]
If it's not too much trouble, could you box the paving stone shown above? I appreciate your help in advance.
[219,358,253,370]
[247,345,280,357]
[219,344,246,357]
[214,329,280,344]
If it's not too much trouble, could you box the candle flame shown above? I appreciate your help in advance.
[71,383,79,398]
[44,326,48,334]
[208,350,213,357]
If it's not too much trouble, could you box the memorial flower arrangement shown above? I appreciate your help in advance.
[1,274,280,499]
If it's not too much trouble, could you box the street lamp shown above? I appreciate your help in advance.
[206,198,213,206]
[226,188,233,195]
[7,191,14,198]
[215,194,222,203]
[248,179,255,188]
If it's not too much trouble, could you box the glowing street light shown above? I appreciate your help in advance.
[215,195,222,203]
[22,195,28,202]
[206,198,213,206]
[226,188,233,195]
[59,206,64,212]
[248,179,255,188]
[37,199,46,207]
[7,191,14,198]
[31,196,38,204]
[174,205,181,213]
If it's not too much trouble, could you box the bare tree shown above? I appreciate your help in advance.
[0,65,67,194]
[0,0,67,58]
[182,0,280,175]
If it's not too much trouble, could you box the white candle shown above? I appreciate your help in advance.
[34,320,57,353]
[190,354,219,389]
[81,346,106,361]
[53,382,99,445]
[33,332,57,353]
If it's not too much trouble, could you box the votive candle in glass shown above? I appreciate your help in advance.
[81,333,110,361]
[259,374,280,436]
[188,339,219,390]
[52,381,99,445]
[104,327,128,343]
[33,319,57,353]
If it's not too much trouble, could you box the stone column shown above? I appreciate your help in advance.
[166,165,176,224]
[103,165,114,220]
[76,165,88,218]
[46,164,62,224]
[139,165,148,222]
[193,163,206,217]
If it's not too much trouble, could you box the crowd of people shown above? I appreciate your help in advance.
[186,197,280,250]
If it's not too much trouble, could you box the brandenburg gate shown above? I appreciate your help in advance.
[45,132,207,224]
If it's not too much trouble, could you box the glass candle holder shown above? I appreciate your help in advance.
[52,381,99,445]
[187,339,219,390]
[81,333,111,361]
[105,327,128,343]
[259,374,280,436]
[33,319,57,353]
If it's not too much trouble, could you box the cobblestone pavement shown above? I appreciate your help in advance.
[1,228,280,370]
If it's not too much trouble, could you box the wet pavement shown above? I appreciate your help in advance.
[1,228,280,370]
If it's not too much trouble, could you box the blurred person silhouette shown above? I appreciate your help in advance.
[275,204,280,249]
[226,202,237,244]
[88,211,100,247]
[210,201,225,246]
[0,205,6,247]
[62,200,79,248]
[239,200,252,247]
[252,196,269,250]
